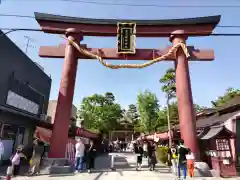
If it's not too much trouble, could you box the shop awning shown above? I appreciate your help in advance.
[76,128,98,138]
[155,132,169,140]
[200,126,223,140]
[35,126,99,144]
[35,127,52,144]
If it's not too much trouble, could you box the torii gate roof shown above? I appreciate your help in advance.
[34,12,221,37]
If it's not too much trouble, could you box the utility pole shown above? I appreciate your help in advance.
[166,94,172,147]
[24,36,35,54]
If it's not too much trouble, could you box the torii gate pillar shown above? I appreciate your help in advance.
[48,29,81,158]
[170,30,198,157]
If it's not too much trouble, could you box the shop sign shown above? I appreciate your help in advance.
[6,90,39,115]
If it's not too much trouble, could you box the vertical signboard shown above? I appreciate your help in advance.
[117,22,136,54]
[236,120,240,165]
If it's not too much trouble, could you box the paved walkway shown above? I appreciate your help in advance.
[10,153,240,180]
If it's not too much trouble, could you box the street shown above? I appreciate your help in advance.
[10,153,240,180]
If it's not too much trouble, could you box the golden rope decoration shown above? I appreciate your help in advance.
[61,35,190,69]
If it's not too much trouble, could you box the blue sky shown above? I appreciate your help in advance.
[0,0,240,109]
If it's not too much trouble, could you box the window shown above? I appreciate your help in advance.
[216,139,231,158]
[16,127,25,145]
[2,124,18,140]
[216,139,230,151]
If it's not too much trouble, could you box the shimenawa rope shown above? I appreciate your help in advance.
[61,35,190,69]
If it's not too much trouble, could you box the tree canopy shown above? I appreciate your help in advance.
[77,92,122,134]
[77,71,238,136]
[159,68,176,99]
[137,90,160,133]
[211,87,240,107]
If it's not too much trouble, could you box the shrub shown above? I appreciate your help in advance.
[156,146,169,164]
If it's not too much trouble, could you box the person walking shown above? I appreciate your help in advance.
[75,139,85,173]
[169,144,178,175]
[149,142,157,171]
[0,137,4,165]
[177,139,190,180]
[143,141,148,158]
[135,142,143,171]
[186,150,195,178]
[11,147,27,177]
[28,139,44,176]
[86,140,96,173]
[11,149,21,177]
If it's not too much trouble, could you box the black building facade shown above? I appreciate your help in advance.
[0,31,51,160]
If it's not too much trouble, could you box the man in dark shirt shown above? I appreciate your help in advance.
[177,139,190,180]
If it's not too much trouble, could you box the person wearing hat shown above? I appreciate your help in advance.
[11,147,27,177]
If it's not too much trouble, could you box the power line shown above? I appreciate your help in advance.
[1,0,240,8]
[1,28,240,36]
[0,14,33,19]
[16,0,240,8]
[1,13,240,28]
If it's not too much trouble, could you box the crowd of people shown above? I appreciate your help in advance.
[167,139,195,180]
[102,138,195,180]
[9,139,45,177]
[5,136,195,180]
[133,140,157,171]
[8,138,97,177]
[74,139,96,173]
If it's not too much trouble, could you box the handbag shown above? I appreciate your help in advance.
[6,166,13,175]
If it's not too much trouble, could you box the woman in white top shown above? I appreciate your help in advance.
[143,142,148,158]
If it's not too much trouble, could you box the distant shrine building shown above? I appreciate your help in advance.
[110,112,135,142]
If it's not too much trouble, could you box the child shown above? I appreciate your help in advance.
[186,150,195,178]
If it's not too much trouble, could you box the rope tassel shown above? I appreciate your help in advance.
[61,35,190,69]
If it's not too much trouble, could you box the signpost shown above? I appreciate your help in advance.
[117,22,136,54]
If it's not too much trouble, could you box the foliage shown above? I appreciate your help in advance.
[159,68,176,99]
[77,92,122,134]
[124,104,145,133]
[137,90,159,133]
[211,87,240,107]
[158,68,207,130]
[126,104,139,122]
[156,146,169,164]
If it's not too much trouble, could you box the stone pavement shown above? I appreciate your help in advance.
[10,153,240,180]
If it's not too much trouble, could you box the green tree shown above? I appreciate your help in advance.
[158,68,206,129]
[211,87,240,107]
[159,68,176,99]
[77,93,122,133]
[155,101,179,132]
[194,104,207,113]
[137,90,159,133]
[126,104,139,122]
[125,104,144,133]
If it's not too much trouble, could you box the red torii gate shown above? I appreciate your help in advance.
[34,12,220,158]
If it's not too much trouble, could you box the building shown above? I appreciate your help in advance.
[46,100,77,126]
[110,112,134,141]
[35,100,98,146]
[0,30,52,160]
[148,97,240,177]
